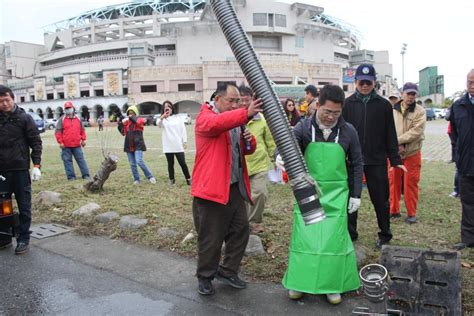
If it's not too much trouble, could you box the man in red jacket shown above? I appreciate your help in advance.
[191,82,262,296]
[55,101,90,180]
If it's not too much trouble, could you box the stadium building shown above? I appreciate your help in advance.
[2,0,362,121]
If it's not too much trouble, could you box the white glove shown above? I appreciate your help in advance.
[121,118,129,124]
[348,197,361,214]
[31,167,41,181]
[275,154,285,172]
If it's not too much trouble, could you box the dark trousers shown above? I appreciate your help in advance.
[192,184,249,279]
[165,152,191,181]
[459,175,474,245]
[0,170,32,243]
[348,164,392,242]
[454,168,459,193]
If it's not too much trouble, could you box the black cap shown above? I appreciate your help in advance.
[355,64,376,81]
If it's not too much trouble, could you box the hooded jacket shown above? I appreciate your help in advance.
[0,105,42,171]
[191,102,256,205]
[55,111,86,148]
[245,114,276,177]
[118,105,147,152]
[392,100,426,159]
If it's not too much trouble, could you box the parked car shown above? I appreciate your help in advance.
[433,108,444,119]
[44,118,57,130]
[26,112,45,133]
[425,108,436,121]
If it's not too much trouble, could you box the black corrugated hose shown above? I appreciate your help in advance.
[209,0,325,225]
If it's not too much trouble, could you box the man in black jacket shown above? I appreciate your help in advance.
[342,64,405,249]
[450,69,474,250]
[0,85,42,254]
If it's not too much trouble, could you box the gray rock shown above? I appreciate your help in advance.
[354,244,367,267]
[95,211,120,224]
[245,234,265,256]
[34,191,61,207]
[157,227,178,238]
[72,203,101,217]
[119,215,148,230]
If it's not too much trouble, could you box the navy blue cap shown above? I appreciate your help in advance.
[355,64,376,81]
[402,82,418,95]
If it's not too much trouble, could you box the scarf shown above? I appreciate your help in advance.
[315,110,337,141]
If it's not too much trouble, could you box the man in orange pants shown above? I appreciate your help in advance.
[389,82,426,224]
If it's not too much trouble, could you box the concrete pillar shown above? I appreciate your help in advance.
[91,24,96,44]
[119,20,124,39]
[53,89,58,100]
[90,110,97,121]
[89,85,95,97]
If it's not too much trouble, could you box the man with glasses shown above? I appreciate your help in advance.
[450,69,474,250]
[238,84,276,234]
[191,82,263,295]
[389,83,426,224]
[280,84,362,304]
[342,64,405,249]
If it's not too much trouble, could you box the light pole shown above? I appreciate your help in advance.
[400,43,407,85]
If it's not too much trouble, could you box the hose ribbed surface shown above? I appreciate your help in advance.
[210,0,324,224]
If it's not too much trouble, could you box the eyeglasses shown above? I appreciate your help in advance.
[468,80,474,86]
[287,104,295,107]
[406,92,417,96]
[0,99,13,105]
[357,80,374,86]
[321,108,342,118]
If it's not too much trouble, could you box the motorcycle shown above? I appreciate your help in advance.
[0,175,19,249]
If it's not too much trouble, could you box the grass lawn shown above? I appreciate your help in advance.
[32,124,473,313]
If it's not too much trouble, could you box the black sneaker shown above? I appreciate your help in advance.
[198,278,215,296]
[186,178,192,186]
[215,271,247,289]
[15,241,29,255]
[390,213,401,219]
[452,243,467,251]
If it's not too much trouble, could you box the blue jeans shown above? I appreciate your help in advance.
[126,151,154,182]
[61,147,90,180]
[0,170,32,243]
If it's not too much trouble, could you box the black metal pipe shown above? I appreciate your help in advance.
[210,0,325,225]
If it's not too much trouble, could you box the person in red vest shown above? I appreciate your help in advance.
[55,101,90,181]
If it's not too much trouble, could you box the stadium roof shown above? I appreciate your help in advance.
[43,0,206,33]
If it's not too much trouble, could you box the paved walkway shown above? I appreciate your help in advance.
[421,120,451,162]
[1,234,371,315]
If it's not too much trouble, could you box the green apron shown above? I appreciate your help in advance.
[282,127,360,294]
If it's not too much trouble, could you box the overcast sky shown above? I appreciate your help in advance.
[1,0,472,96]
